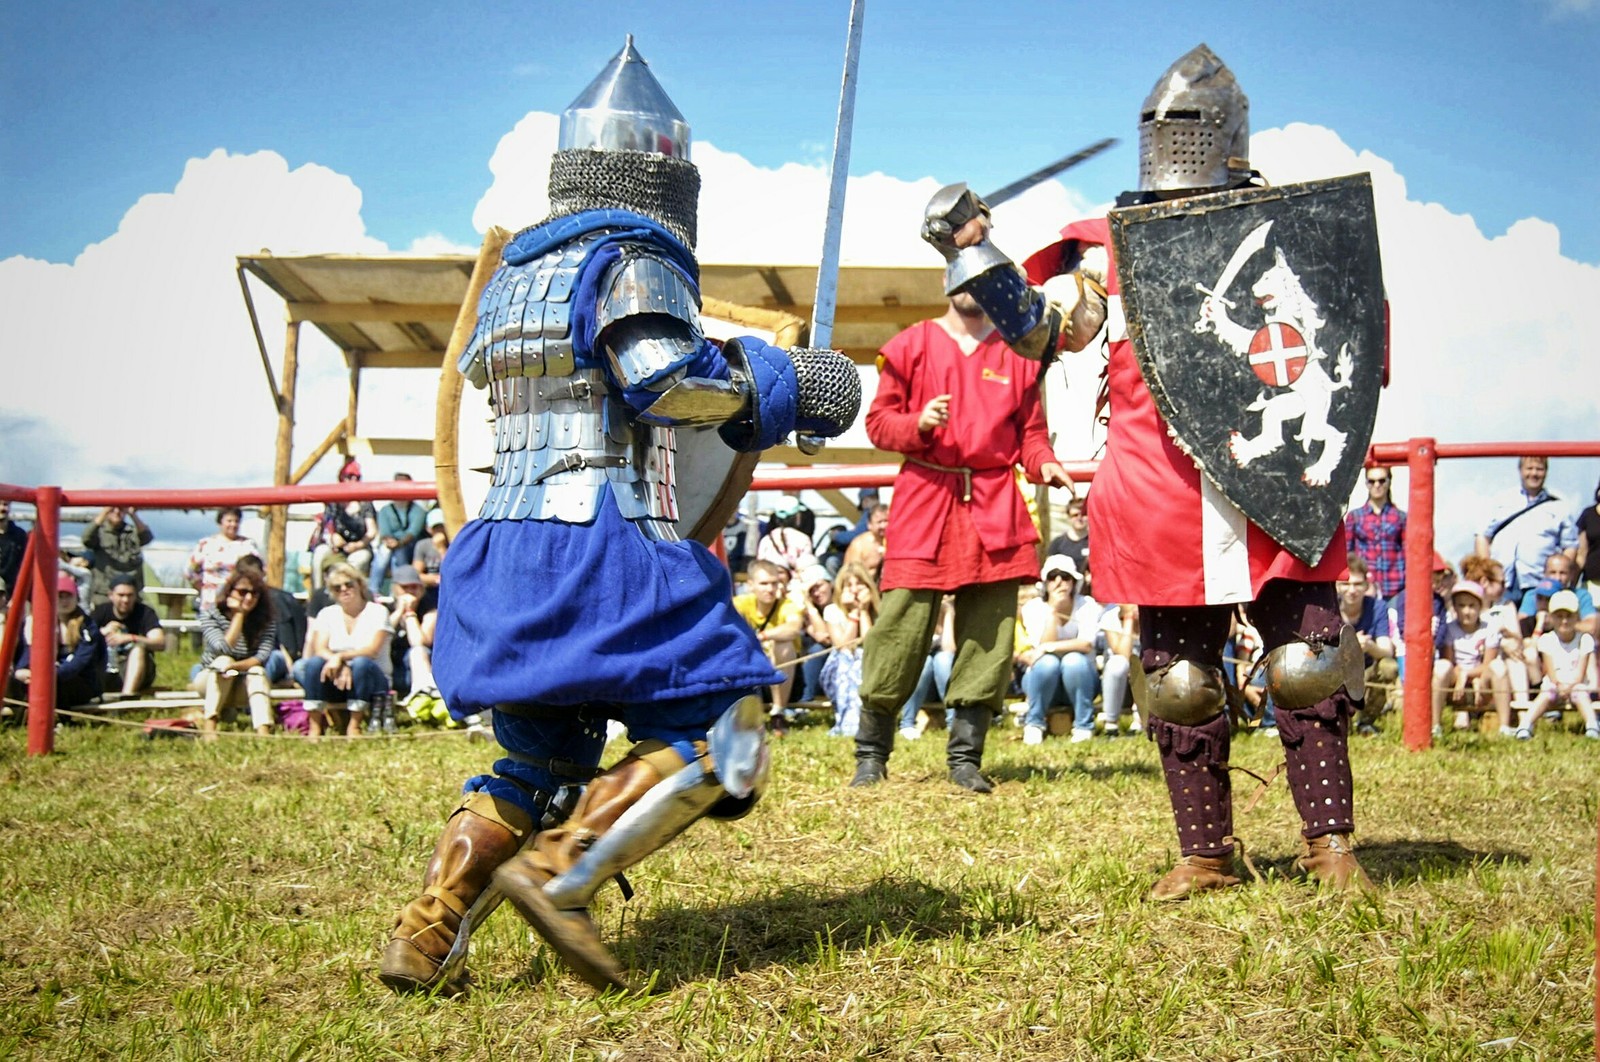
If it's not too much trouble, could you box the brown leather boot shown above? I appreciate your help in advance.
[1295,832,1375,892]
[496,744,685,993]
[1148,853,1242,902]
[380,793,532,995]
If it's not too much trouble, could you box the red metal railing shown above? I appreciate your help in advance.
[6,439,1599,756]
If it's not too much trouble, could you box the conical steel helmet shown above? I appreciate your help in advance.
[1137,43,1249,192]
[559,35,691,159]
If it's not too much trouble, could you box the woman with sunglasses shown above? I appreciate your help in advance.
[193,568,277,737]
[294,562,391,739]
[9,573,107,712]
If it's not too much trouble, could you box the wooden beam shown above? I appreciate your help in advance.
[266,320,301,587]
[763,445,893,466]
[286,302,461,324]
[290,419,348,486]
[816,488,860,523]
[354,349,449,370]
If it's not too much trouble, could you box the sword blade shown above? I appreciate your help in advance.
[808,0,866,352]
[984,137,1119,208]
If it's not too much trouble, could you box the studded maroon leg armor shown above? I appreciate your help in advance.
[1246,579,1358,840]
[1149,710,1234,857]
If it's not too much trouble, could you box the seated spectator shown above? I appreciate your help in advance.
[192,568,277,738]
[1230,606,1275,736]
[1461,555,1535,713]
[723,510,759,575]
[8,574,106,711]
[90,574,165,696]
[57,537,92,613]
[233,555,306,688]
[828,487,881,558]
[83,505,154,606]
[185,507,261,613]
[1518,552,1597,639]
[1517,590,1598,739]
[373,473,427,594]
[1045,496,1091,595]
[0,500,27,592]
[1431,578,1512,737]
[1576,477,1600,603]
[389,565,439,723]
[820,563,879,737]
[311,459,378,586]
[841,502,889,583]
[1338,554,1397,735]
[1099,601,1138,734]
[411,509,449,607]
[1388,551,1451,678]
[733,559,804,730]
[294,562,392,740]
[755,499,818,578]
[1017,554,1119,744]
[796,565,835,705]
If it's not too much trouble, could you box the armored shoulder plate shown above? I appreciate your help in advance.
[459,229,617,387]
[596,250,704,387]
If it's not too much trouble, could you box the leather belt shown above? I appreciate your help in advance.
[527,452,630,486]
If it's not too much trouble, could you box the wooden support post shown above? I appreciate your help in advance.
[265,320,301,587]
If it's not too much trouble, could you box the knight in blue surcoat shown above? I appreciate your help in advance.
[380,37,860,995]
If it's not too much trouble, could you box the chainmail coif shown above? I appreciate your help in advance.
[541,149,700,249]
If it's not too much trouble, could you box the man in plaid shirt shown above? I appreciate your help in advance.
[1344,469,1407,598]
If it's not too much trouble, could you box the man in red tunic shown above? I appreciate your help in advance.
[922,45,1374,895]
[849,293,1070,793]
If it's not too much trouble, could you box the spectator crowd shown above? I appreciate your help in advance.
[5,454,1599,748]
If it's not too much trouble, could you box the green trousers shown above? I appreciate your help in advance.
[859,582,1019,716]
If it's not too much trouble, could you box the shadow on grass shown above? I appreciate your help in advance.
[1250,838,1529,886]
[498,876,992,990]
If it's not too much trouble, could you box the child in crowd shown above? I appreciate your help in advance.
[1432,578,1512,737]
[1517,590,1598,739]
[820,564,880,738]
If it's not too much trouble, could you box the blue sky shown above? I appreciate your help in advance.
[3,0,1599,566]
[4,0,1597,264]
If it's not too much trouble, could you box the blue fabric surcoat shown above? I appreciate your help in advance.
[432,210,785,785]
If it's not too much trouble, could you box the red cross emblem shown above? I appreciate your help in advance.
[1247,323,1307,386]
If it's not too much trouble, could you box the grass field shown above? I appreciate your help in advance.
[1,710,1593,1060]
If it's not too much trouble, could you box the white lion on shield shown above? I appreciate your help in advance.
[1196,246,1353,487]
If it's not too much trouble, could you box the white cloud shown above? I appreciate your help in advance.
[1,149,388,498]
[5,123,1595,573]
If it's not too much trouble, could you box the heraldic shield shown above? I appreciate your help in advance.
[1110,173,1385,567]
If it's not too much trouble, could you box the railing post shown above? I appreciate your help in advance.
[1402,438,1436,751]
[27,486,61,756]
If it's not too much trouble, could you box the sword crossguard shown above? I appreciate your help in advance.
[1194,283,1235,310]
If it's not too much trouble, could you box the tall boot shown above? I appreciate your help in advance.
[946,706,994,793]
[850,706,896,787]
[380,793,533,994]
[495,742,698,992]
[1148,712,1241,901]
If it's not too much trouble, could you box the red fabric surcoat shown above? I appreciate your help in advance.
[1027,218,1345,607]
[869,319,1057,592]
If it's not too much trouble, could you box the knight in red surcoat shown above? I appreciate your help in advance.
[921,44,1375,899]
